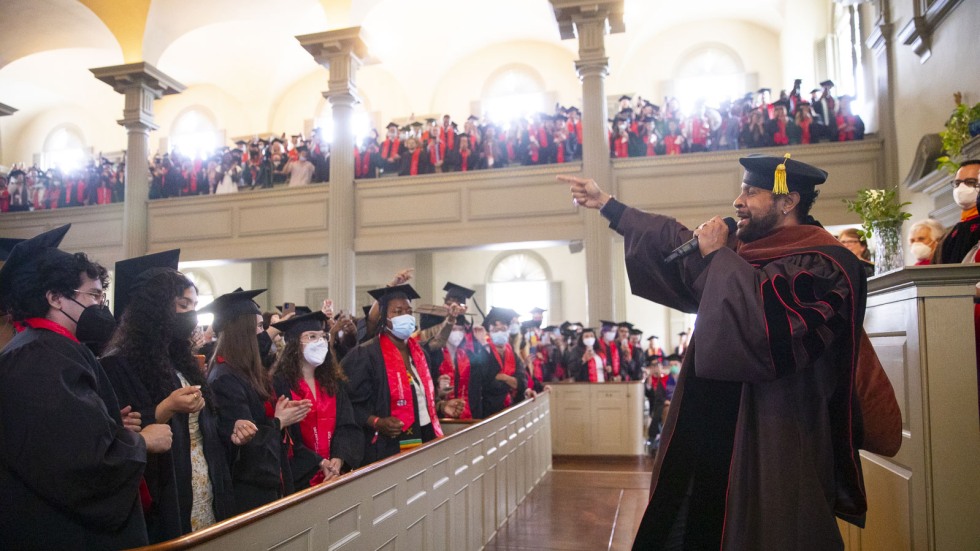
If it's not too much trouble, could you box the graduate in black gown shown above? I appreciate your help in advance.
[270,311,363,491]
[341,285,454,466]
[0,225,173,550]
[469,307,528,418]
[100,250,235,542]
[203,289,311,514]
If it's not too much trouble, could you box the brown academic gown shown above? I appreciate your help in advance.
[601,199,872,551]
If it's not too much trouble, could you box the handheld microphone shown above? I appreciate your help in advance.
[663,217,737,263]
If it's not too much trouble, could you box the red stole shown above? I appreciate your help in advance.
[75,180,86,203]
[64,181,75,206]
[529,141,539,163]
[664,134,682,155]
[773,119,789,145]
[409,149,422,175]
[97,186,112,205]
[799,119,811,144]
[837,115,855,141]
[608,342,621,377]
[14,317,78,342]
[652,375,669,390]
[556,142,565,163]
[440,347,472,419]
[292,380,337,486]
[614,137,629,158]
[646,142,657,156]
[585,352,599,382]
[381,138,400,160]
[489,343,518,407]
[537,127,548,147]
[441,127,454,157]
[460,148,470,172]
[379,334,443,436]
[690,120,708,145]
[0,189,8,212]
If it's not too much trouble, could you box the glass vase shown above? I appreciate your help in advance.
[870,222,904,276]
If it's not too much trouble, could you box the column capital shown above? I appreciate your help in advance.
[323,89,361,107]
[91,62,184,129]
[575,59,610,80]
[0,103,17,117]
[550,0,624,63]
[297,27,377,94]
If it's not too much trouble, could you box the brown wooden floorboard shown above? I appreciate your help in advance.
[487,455,653,551]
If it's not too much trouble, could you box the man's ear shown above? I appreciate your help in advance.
[46,290,63,310]
[780,192,801,213]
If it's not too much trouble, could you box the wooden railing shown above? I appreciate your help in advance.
[137,391,552,551]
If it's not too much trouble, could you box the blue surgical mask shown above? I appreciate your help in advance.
[491,330,509,346]
[388,314,416,340]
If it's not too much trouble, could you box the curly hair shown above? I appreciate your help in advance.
[5,252,109,322]
[104,270,207,405]
[271,338,347,397]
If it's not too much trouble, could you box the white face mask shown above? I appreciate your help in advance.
[953,184,978,209]
[448,330,465,347]
[603,330,615,342]
[910,242,934,261]
[582,337,596,347]
[491,330,509,346]
[303,339,329,366]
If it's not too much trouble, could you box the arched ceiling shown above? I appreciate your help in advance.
[0,0,121,70]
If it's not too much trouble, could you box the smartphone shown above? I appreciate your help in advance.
[283,302,296,315]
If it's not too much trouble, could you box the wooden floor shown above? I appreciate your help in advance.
[487,455,654,551]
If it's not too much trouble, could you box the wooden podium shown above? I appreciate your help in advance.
[840,265,980,551]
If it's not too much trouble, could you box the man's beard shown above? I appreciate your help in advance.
[737,203,780,243]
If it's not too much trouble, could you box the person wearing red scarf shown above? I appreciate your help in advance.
[341,285,458,466]
[0,225,173,550]
[271,312,362,490]
[469,307,528,417]
[562,152,900,550]
[567,328,606,382]
[446,134,477,172]
[397,137,430,176]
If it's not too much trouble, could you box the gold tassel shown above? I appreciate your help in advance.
[773,153,791,195]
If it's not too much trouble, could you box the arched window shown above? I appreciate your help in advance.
[182,269,216,327]
[41,125,86,172]
[671,45,746,112]
[486,251,550,324]
[170,108,220,160]
[482,65,547,125]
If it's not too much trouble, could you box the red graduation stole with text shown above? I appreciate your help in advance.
[292,380,337,486]
[380,334,443,439]
[490,343,518,407]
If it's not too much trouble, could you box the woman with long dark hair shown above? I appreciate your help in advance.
[204,289,311,513]
[566,327,607,382]
[270,311,363,490]
[101,251,239,542]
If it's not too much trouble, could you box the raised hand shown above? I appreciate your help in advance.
[558,174,611,210]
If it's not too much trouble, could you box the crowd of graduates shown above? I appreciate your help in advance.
[0,230,681,548]
[608,78,866,158]
[0,158,125,213]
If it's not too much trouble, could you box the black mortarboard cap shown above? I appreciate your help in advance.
[234,140,248,146]
[467,115,479,121]
[271,311,327,341]
[8,169,25,179]
[530,307,547,314]
[665,353,682,362]
[275,304,313,315]
[678,331,688,336]
[0,224,71,303]
[199,288,266,333]
[443,281,475,302]
[542,325,557,332]
[410,121,424,128]
[482,306,518,329]
[617,321,634,329]
[757,87,771,94]
[386,121,399,129]
[599,320,616,329]
[113,249,180,321]
[647,335,660,341]
[629,328,642,336]
[367,284,420,302]
[809,88,821,94]
[567,106,581,114]
[425,117,436,124]
[820,79,835,87]
[581,327,596,334]
[0,238,25,262]
[619,95,632,101]
[739,154,828,195]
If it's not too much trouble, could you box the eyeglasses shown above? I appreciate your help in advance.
[839,239,861,245]
[74,289,109,307]
[300,334,327,344]
[951,178,980,190]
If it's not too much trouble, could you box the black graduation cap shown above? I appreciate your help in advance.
[113,249,180,321]
[542,325,558,332]
[416,304,448,331]
[629,328,643,336]
[271,137,284,145]
[290,133,302,138]
[773,99,791,110]
[665,353,682,362]
[386,121,399,129]
[425,117,436,124]
[580,327,597,335]
[275,304,313,315]
[567,106,581,114]
[0,238,25,262]
[199,288,266,332]
[367,284,420,302]
[617,321,634,329]
[739,153,828,196]
[467,115,479,121]
[230,148,243,157]
[296,145,309,154]
[443,281,475,302]
[820,79,835,88]
[757,87,771,94]
[410,121,424,128]
[482,306,518,329]
[618,95,632,101]
[0,225,71,303]
[599,320,616,329]
[8,169,25,179]
[530,307,547,314]
[647,335,660,341]
[271,310,327,341]
[678,331,688,336]
[809,88,821,94]
[234,140,248,146]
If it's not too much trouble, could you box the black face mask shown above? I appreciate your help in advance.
[256,330,273,358]
[173,310,198,341]
[71,302,117,355]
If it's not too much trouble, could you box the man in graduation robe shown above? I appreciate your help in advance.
[561,152,901,550]
[0,225,173,550]
[469,307,528,418]
[938,160,980,264]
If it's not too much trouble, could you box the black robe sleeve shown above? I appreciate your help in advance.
[0,330,148,549]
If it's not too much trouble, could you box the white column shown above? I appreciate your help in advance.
[91,63,184,257]
[297,28,373,313]
[551,0,624,325]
